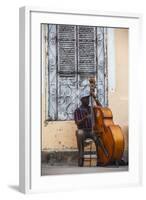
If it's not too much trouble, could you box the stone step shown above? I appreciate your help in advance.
[41,150,97,166]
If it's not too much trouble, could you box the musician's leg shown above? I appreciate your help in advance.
[76,129,85,167]
[91,132,109,158]
[85,131,98,165]
[89,132,99,166]
[97,136,109,157]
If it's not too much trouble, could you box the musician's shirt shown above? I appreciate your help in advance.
[74,105,92,130]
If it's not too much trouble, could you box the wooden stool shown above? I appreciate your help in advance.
[83,138,97,166]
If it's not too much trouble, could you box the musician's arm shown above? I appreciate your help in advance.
[74,110,89,126]
[75,117,87,126]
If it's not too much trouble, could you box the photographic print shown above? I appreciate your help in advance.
[41,24,129,176]
[19,8,142,192]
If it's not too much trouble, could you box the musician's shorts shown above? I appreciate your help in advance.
[77,129,98,141]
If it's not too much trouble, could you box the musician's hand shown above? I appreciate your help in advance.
[76,114,91,125]
[90,91,96,98]
[84,114,92,120]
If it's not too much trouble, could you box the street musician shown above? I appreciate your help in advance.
[74,88,108,167]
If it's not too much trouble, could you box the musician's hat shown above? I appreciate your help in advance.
[80,88,90,99]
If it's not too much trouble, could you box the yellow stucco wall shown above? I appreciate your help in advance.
[108,29,129,152]
[41,95,77,150]
[41,28,129,152]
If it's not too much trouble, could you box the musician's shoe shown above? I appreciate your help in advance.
[96,161,103,166]
[78,158,84,167]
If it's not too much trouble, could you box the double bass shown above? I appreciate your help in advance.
[89,77,124,166]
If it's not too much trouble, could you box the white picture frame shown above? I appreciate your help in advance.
[19,6,143,194]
